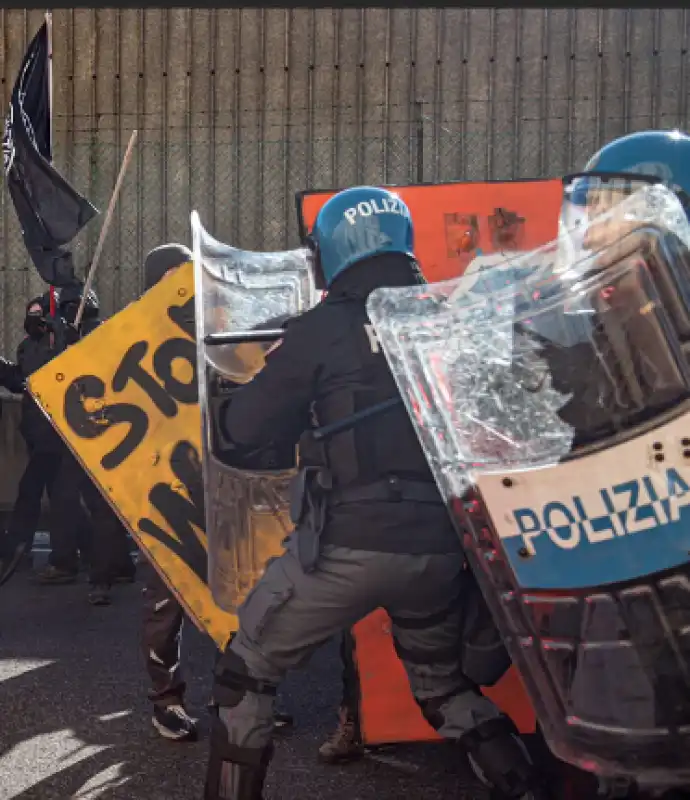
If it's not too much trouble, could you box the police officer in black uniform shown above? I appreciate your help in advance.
[204,187,547,800]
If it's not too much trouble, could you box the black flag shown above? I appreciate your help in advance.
[2,22,99,287]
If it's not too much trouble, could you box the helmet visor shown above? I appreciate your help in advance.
[560,172,662,259]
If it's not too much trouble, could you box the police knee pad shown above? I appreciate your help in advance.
[460,716,545,799]
[213,650,278,709]
[206,715,274,800]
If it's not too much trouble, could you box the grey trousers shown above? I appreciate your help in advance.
[208,541,503,799]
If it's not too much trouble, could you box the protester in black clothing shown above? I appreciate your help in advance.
[0,298,93,585]
[44,450,134,599]
[15,298,91,554]
[136,243,200,740]
[32,284,135,604]
[0,350,27,586]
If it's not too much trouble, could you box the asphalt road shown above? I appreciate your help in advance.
[0,553,484,800]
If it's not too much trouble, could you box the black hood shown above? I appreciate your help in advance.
[144,243,192,290]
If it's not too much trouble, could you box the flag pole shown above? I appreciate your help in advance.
[45,9,57,338]
[45,10,53,155]
[74,129,138,327]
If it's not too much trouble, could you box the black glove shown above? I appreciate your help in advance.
[0,357,25,394]
[44,315,80,350]
[63,323,80,345]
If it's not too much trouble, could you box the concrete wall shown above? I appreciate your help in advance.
[1,8,688,357]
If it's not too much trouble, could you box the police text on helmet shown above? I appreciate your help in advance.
[343,196,411,227]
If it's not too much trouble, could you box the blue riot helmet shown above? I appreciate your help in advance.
[561,129,690,239]
[546,129,690,446]
[306,186,415,288]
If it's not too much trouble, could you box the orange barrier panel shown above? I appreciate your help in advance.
[297,179,564,745]
[352,609,536,746]
[296,179,563,282]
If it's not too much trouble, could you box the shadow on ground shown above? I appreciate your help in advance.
[0,567,482,799]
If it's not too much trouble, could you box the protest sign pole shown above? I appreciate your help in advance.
[74,129,138,327]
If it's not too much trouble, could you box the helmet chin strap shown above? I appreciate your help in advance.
[409,257,425,285]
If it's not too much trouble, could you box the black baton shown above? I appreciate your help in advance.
[312,397,403,442]
[204,329,285,346]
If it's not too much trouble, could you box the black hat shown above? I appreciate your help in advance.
[144,243,193,290]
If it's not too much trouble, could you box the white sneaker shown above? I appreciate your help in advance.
[152,704,199,742]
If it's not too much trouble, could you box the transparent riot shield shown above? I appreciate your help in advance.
[367,184,690,789]
[191,212,318,612]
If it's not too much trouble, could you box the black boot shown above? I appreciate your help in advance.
[461,717,550,799]
[205,710,273,800]
[318,705,363,763]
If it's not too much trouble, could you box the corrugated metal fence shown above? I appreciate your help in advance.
[1,7,688,355]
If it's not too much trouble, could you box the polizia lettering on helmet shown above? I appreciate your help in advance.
[343,196,410,226]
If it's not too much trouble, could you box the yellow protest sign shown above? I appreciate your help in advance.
[28,262,237,649]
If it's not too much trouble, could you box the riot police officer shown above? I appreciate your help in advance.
[204,187,546,800]
[554,129,690,446]
[500,131,690,800]
[561,128,690,243]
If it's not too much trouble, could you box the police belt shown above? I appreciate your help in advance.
[329,476,443,506]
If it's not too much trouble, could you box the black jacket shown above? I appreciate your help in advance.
[222,253,461,555]
[16,333,64,452]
